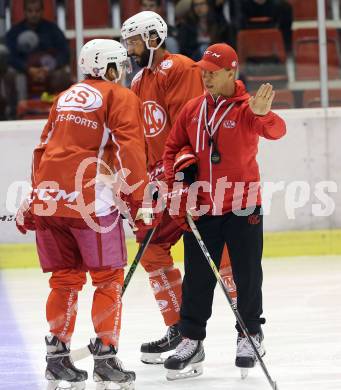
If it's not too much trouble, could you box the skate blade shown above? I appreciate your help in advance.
[95,381,135,390]
[166,362,203,381]
[241,368,248,380]
[141,352,165,364]
[238,349,266,380]
[47,380,86,390]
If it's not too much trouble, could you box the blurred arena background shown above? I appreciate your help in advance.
[1,0,341,268]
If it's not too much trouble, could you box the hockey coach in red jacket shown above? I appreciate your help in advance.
[162,43,286,379]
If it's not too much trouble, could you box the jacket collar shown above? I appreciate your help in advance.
[205,80,250,107]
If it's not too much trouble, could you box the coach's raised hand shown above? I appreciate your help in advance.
[249,83,275,116]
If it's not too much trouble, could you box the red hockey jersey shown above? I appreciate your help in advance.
[31,79,148,219]
[131,51,204,170]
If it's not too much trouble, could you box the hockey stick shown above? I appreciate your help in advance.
[186,214,278,390]
[70,226,157,362]
[122,227,156,294]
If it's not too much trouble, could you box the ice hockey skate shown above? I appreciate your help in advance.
[45,335,88,390]
[140,323,182,364]
[235,331,265,379]
[164,338,205,381]
[91,338,136,390]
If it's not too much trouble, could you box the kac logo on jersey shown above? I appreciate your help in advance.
[143,101,167,137]
[160,59,173,70]
[57,83,103,113]
[223,119,236,129]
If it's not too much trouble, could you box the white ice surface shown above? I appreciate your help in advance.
[1,256,341,390]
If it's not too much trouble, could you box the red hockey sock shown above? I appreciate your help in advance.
[220,246,237,302]
[90,269,124,348]
[46,288,79,343]
[149,266,182,326]
[46,269,86,343]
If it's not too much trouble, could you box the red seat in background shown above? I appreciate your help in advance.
[238,28,287,64]
[66,0,111,28]
[272,89,295,109]
[10,0,57,24]
[237,28,287,83]
[294,28,341,81]
[66,0,113,81]
[303,89,341,108]
[288,0,330,20]
[250,89,295,109]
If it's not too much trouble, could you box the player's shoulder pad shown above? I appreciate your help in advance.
[104,82,139,107]
[158,53,192,76]
[116,82,139,99]
[131,69,144,87]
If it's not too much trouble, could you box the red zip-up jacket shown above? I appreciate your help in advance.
[163,80,286,215]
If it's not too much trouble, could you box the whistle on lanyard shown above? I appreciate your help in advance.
[208,136,221,164]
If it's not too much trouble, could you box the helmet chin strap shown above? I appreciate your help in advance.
[145,35,163,69]
[147,47,155,69]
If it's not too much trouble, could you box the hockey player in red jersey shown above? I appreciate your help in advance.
[121,11,236,364]
[15,39,152,390]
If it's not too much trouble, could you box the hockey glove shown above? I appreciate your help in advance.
[148,160,166,183]
[129,199,162,233]
[15,197,36,235]
[174,145,198,185]
[148,160,166,201]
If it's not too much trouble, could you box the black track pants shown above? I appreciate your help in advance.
[180,206,265,340]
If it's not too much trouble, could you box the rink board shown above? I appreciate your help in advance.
[1,229,341,269]
[2,108,341,244]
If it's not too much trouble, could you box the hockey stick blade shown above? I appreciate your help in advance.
[187,214,278,390]
[70,344,93,362]
[70,226,157,362]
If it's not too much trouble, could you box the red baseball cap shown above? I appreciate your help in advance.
[196,43,238,72]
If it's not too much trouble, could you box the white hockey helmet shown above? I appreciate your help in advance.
[121,11,167,52]
[78,39,130,82]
